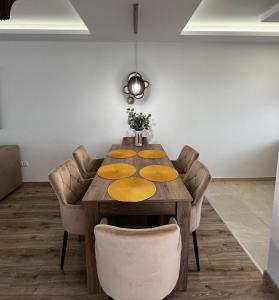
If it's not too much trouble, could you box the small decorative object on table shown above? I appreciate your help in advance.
[126,108,151,146]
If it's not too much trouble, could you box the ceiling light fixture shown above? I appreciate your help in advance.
[123,3,149,105]
[0,0,16,21]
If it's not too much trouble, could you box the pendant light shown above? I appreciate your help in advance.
[123,3,150,104]
[0,0,16,20]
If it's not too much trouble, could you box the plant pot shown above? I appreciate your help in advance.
[135,131,143,147]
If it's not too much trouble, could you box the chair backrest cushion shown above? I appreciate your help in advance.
[95,223,181,300]
[176,145,199,174]
[73,145,94,175]
[48,160,88,205]
[183,160,211,205]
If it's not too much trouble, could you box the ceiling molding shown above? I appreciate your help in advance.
[261,2,279,22]
[0,0,89,35]
[1,0,279,42]
[183,0,279,38]
[0,0,202,41]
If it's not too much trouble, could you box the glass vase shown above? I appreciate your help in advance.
[135,131,143,147]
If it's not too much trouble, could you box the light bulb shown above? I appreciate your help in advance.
[128,76,144,96]
[131,79,142,95]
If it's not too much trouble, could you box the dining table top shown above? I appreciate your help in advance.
[83,143,193,204]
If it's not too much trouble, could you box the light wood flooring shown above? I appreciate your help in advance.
[0,183,277,299]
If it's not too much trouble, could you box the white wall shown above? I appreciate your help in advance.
[267,153,279,286]
[0,41,278,181]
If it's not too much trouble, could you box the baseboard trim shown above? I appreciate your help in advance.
[263,271,279,296]
[212,177,275,182]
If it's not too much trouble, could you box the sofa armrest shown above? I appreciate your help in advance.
[0,145,22,200]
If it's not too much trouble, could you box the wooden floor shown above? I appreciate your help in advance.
[0,183,277,300]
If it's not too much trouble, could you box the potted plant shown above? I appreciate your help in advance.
[126,108,152,146]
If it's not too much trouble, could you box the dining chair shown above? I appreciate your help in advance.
[95,218,181,300]
[171,145,199,175]
[122,136,148,145]
[182,160,211,272]
[48,160,91,271]
[72,145,104,179]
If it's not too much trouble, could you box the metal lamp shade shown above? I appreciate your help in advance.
[123,72,150,103]
[128,76,145,96]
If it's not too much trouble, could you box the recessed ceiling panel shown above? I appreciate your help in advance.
[0,0,89,34]
[182,0,279,36]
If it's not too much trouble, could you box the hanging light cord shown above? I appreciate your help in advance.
[133,3,139,72]
[134,30,138,72]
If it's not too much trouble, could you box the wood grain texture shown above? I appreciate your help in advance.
[84,202,100,294]
[175,201,191,291]
[122,136,148,146]
[263,271,279,297]
[83,144,193,294]
[0,183,277,299]
[83,144,192,203]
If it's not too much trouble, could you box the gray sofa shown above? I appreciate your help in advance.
[0,145,22,200]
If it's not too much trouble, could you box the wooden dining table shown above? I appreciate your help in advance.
[82,143,193,294]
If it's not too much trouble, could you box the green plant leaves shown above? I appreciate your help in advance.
[126,108,151,131]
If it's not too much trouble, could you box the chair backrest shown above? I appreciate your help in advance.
[48,160,88,205]
[176,145,199,174]
[183,160,211,205]
[95,222,181,300]
[72,145,94,177]
[122,136,148,145]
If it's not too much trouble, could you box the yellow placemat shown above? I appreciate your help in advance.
[108,177,156,202]
[97,163,136,180]
[107,149,137,159]
[138,150,166,159]
[139,165,178,182]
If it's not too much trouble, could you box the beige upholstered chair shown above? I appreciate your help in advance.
[72,145,104,180]
[48,160,91,270]
[182,160,211,272]
[95,218,181,300]
[171,145,199,175]
[122,136,148,145]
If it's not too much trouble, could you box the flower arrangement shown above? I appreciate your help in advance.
[126,108,152,131]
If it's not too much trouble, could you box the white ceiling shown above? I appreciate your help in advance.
[0,0,201,40]
[70,0,201,42]
[0,0,89,34]
[183,0,279,36]
[262,2,279,21]
[1,0,279,41]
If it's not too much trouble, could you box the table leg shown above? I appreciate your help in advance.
[84,202,101,294]
[176,201,191,291]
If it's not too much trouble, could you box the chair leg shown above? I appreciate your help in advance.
[192,231,200,272]
[60,231,68,271]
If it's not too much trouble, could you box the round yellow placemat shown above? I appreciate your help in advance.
[138,150,166,159]
[107,149,137,159]
[108,177,156,202]
[139,165,178,182]
[97,163,136,180]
